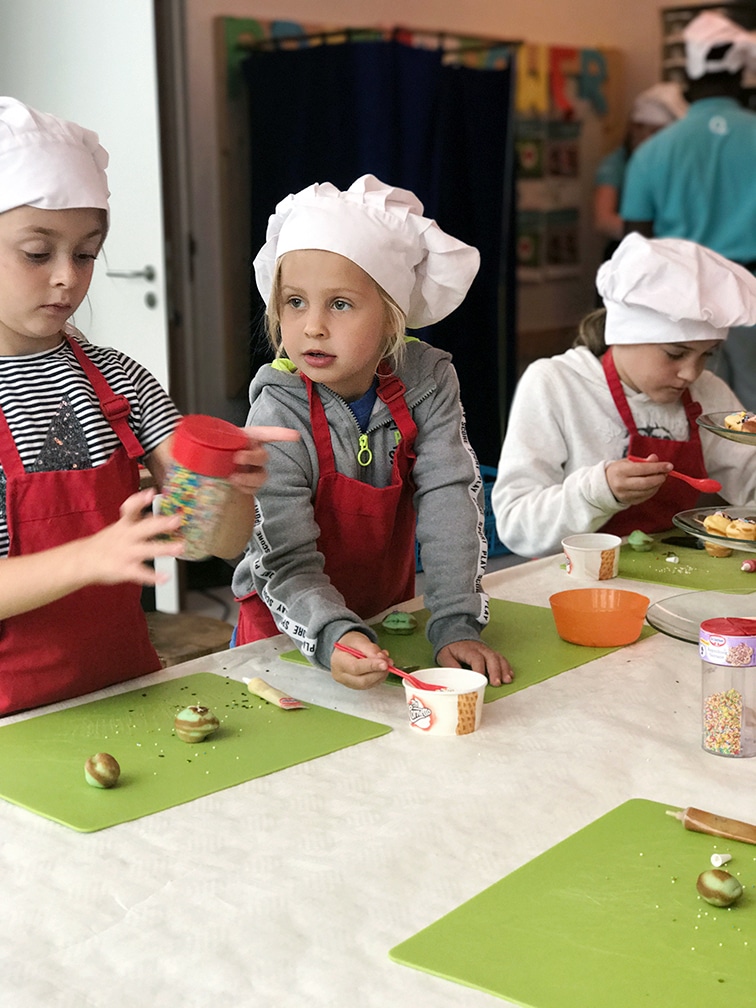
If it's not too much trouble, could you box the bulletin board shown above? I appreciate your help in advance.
[515,43,623,285]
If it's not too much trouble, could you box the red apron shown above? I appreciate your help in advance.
[236,365,418,643]
[0,336,161,716]
[600,348,706,537]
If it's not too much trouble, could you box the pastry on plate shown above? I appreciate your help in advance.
[724,410,756,432]
[702,510,732,536]
[726,517,756,541]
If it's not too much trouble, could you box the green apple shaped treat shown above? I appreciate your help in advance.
[628,529,654,552]
[381,611,418,635]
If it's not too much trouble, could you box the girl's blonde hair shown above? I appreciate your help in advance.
[573,308,607,356]
[264,257,408,369]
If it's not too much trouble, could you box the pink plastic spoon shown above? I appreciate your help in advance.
[627,455,721,494]
[333,641,447,690]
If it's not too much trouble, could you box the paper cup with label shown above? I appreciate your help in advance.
[403,668,487,736]
[561,533,621,580]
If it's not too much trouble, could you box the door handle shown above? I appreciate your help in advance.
[105,265,156,282]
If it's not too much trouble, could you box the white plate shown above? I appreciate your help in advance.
[697,411,756,446]
[646,590,756,643]
[673,506,756,553]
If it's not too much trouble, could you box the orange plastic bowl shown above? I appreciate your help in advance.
[549,588,649,647]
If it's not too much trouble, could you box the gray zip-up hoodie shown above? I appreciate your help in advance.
[232,339,491,669]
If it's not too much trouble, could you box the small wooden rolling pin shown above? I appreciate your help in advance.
[666,806,756,845]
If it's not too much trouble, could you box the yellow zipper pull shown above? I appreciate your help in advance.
[357,433,372,467]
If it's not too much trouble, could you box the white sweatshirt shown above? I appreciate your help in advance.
[492,345,756,557]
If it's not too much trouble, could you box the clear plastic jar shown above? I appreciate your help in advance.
[159,414,247,561]
[699,617,756,758]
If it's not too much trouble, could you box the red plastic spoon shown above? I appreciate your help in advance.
[333,641,447,690]
[627,455,721,494]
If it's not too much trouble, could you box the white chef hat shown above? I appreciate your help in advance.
[253,174,480,328]
[630,82,688,127]
[0,96,109,216]
[596,233,756,345]
[683,11,756,80]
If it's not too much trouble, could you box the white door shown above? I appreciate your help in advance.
[0,0,169,388]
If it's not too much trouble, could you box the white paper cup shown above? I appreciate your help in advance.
[561,533,621,580]
[402,668,487,736]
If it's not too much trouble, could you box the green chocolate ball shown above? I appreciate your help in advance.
[174,705,220,743]
[84,752,121,788]
[696,868,743,907]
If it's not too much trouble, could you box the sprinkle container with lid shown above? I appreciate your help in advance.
[160,414,247,560]
[699,617,756,757]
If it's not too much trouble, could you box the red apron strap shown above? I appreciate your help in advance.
[66,335,144,458]
[0,407,24,478]
[682,390,703,430]
[376,363,418,480]
[303,375,337,477]
[602,348,638,435]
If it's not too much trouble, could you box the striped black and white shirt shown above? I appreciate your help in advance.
[0,328,180,556]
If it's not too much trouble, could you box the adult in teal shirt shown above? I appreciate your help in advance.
[594,82,687,263]
[621,11,756,405]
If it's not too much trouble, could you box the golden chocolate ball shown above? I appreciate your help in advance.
[696,868,743,907]
[84,752,121,788]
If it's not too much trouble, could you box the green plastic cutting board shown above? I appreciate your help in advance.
[281,599,656,701]
[390,798,756,1007]
[620,533,756,592]
[0,672,390,832]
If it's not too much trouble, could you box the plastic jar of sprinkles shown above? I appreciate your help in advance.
[159,414,247,561]
[699,617,756,758]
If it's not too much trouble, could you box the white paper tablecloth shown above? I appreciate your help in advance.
[2,558,753,1007]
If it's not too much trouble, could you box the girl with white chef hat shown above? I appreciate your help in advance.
[0,96,291,715]
[493,233,756,558]
[232,174,513,689]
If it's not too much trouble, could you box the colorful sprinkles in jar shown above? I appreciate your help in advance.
[703,688,743,755]
[160,414,247,560]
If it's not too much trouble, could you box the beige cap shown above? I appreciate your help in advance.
[631,82,688,126]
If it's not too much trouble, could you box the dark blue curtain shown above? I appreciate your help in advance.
[242,38,515,466]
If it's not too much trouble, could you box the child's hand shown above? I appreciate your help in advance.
[330,631,391,690]
[80,489,184,586]
[230,425,301,495]
[436,640,514,686]
[606,452,672,505]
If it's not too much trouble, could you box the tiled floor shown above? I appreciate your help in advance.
[183,550,528,623]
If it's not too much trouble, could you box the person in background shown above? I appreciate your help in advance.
[492,234,756,558]
[621,10,756,406]
[0,96,296,716]
[593,81,687,261]
[231,175,513,689]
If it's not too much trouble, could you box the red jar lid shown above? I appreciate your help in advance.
[700,617,756,637]
[172,414,248,477]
